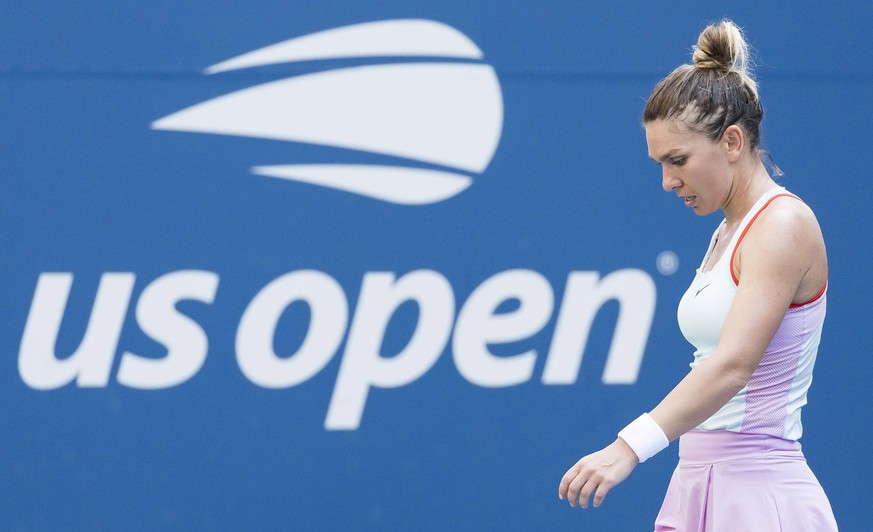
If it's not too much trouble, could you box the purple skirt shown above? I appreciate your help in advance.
[654,431,837,531]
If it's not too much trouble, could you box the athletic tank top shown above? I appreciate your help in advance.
[676,186,827,441]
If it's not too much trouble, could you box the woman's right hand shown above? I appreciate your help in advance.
[558,438,639,509]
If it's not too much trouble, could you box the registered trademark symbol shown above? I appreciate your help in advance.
[656,251,679,276]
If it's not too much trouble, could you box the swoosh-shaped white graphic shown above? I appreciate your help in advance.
[152,63,502,173]
[152,19,504,205]
[206,19,483,74]
[252,164,472,205]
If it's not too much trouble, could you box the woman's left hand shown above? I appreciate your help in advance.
[558,438,639,508]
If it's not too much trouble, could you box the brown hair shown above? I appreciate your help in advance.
[644,20,764,156]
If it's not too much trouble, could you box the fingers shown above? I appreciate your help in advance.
[591,482,613,508]
[559,466,615,509]
[558,460,590,507]
[566,470,593,508]
[575,478,594,509]
[560,441,638,509]
[557,463,580,500]
[578,476,603,509]
[575,475,614,509]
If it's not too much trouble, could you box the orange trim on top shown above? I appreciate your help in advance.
[789,278,827,308]
[729,192,828,308]
[729,193,800,286]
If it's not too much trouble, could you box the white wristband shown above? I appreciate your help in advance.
[618,413,669,463]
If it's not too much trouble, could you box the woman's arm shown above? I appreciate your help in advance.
[650,203,817,439]
[558,201,821,508]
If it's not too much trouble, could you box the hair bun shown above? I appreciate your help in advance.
[692,48,728,71]
[692,20,758,99]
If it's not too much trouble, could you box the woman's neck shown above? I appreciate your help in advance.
[721,158,776,225]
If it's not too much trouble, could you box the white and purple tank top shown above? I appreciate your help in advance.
[677,186,827,441]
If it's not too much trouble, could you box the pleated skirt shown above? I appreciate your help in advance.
[654,430,837,532]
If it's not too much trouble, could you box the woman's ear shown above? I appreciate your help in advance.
[722,125,745,162]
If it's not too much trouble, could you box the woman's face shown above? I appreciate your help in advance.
[644,118,732,216]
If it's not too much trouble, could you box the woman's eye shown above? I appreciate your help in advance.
[671,157,687,166]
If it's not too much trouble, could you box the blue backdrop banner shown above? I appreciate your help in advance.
[2,2,871,530]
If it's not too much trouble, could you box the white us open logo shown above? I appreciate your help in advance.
[152,19,504,205]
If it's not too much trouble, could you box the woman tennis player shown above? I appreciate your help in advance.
[558,19,838,531]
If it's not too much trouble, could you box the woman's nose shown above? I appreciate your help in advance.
[661,168,681,193]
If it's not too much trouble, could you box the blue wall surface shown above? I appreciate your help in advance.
[2,2,871,530]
